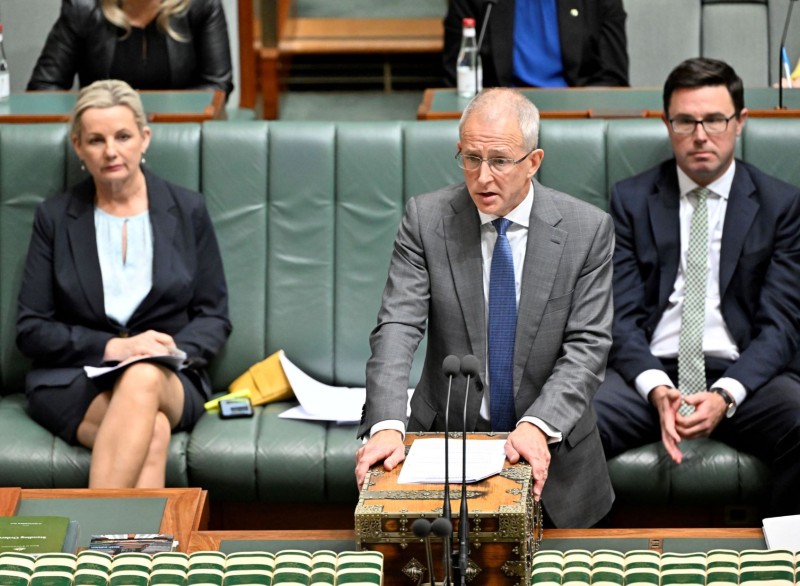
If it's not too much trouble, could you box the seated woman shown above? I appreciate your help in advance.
[16,79,232,488]
[27,0,233,99]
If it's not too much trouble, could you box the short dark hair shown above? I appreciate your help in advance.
[663,57,744,116]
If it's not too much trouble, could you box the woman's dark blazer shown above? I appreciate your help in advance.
[16,168,232,398]
[27,0,234,98]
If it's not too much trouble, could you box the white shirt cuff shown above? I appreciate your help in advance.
[710,377,746,406]
[635,369,675,401]
[519,416,562,444]
[368,420,406,441]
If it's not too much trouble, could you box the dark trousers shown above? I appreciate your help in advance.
[593,361,800,516]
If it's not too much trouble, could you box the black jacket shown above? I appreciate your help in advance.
[16,168,232,397]
[443,0,629,88]
[27,0,234,98]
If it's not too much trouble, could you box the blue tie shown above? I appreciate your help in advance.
[489,218,517,432]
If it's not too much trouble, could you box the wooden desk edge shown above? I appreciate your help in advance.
[8,487,208,553]
[0,487,22,515]
[188,529,357,552]
[542,527,764,539]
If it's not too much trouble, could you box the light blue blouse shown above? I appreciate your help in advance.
[94,207,153,326]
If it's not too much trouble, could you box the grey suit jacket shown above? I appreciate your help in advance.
[360,180,615,527]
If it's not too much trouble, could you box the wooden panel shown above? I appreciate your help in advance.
[279,18,444,54]
[355,433,539,586]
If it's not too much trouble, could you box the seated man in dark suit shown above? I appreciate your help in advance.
[443,0,629,88]
[594,57,800,516]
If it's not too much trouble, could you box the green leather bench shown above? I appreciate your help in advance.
[0,118,797,525]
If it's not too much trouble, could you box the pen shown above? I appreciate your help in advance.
[782,48,793,89]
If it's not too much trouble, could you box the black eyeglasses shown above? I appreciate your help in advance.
[668,113,737,135]
[454,147,536,173]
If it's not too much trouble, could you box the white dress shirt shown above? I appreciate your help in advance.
[634,163,747,406]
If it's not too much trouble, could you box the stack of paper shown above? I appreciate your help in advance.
[762,515,800,550]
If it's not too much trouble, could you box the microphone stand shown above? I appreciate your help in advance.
[778,0,797,109]
[473,0,497,96]
[412,519,435,586]
[455,354,480,586]
[440,355,461,586]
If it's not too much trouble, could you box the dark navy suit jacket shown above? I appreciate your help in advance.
[443,0,629,88]
[609,159,800,393]
[16,168,232,398]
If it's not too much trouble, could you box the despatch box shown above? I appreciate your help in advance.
[355,433,542,586]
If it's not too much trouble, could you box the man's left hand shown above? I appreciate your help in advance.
[675,391,727,439]
[504,422,550,501]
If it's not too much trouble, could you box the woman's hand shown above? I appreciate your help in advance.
[103,330,178,362]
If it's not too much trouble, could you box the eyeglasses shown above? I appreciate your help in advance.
[668,113,737,135]
[455,147,536,172]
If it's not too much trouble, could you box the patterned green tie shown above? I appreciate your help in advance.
[677,187,709,416]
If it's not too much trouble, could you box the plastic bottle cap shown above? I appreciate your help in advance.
[462,18,476,27]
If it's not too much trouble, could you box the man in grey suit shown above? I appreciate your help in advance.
[355,88,615,528]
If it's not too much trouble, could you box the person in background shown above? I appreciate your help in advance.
[355,88,615,528]
[593,57,800,516]
[443,0,628,88]
[16,79,231,488]
[27,0,233,99]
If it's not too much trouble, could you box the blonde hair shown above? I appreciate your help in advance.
[70,79,149,141]
[101,0,191,41]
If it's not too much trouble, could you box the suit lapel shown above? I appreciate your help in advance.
[128,170,178,322]
[719,165,758,297]
[649,167,682,307]
[66,179,107,322]
[443,186,486,366]
[514,183,567,389]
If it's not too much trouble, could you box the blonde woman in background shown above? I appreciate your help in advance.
[27,0,233,99]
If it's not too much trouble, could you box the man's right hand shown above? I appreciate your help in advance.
[649,385,684,464]
[354,429,405,488]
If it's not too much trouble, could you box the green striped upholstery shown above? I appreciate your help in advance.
[531,550,564,586]
[30,553,77,586]
[0,552,35,586]
[109,552,151,586]
[188,551,227,585]
[0,549,384,585]
[222,551,275,585]
[660,552,706,586]
[623,550,660,586]
[705,549,739,586]
[74,550,113,585]
[272,550,313,586]
[562,550,592,586]
[532,548,800,586]
[310,550,337,586]
[334,551,383,586]
[150,551,190,585]
[738,549,795,586]
[796,552,800,585]
[591,550,624,586]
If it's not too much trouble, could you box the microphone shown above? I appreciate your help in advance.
[778,0,798,109]
[412,518,435,586]
[440,355,460,586]
[431,517,454,586]
[441,356,461,521]
[474,0,498,95]
[456,354,481,586]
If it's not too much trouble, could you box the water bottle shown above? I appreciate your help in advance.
[456,18,482,98]
[0,24,9,102]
